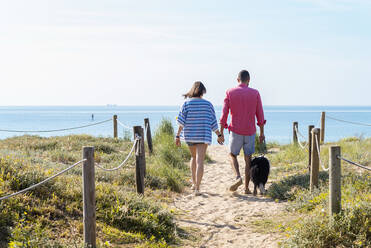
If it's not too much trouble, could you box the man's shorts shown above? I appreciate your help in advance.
[229,132,255,156]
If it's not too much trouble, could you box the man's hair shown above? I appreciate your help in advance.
[183,81,206,99]
[238,70,250,83]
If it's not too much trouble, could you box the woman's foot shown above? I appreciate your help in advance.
[194,189,201,196]
[191,184,195,190]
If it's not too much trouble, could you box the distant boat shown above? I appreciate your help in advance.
[106,104,118,107]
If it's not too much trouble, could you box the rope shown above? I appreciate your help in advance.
[294,126,308,150]
[95,138,139,171]
[0,159,86,201]
[314,133,329,171]
[295,126,306,140]
[337,156,371,171]
[297,138,307,150]
[0,118,112,133]
[117,119,132,130]
[326,115,371,127]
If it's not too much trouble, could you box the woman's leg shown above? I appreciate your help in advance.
[195,144,208,190]
[188,145,197,186]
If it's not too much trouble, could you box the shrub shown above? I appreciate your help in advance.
[95,188,176,242]
[282,202,371,248]
[268,171,328,200]
[156,118,174,136]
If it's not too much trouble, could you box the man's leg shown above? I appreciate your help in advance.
[229,132,244,191]
[243,134,256,194]
[229,153,241,178]
[244,154,252,194]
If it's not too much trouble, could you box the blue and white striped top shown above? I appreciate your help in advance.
[177,98,219,145]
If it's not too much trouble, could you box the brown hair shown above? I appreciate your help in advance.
[183,81,206,99]
[238,70,250,83]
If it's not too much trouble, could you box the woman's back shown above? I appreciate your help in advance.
[177,98,218,145]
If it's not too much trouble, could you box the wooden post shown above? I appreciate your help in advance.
[83,147,96,247]
[113,115,118,138]
[293,122,298,144]
[133,126,145,194]
[310,128,320,192]
[320,112,325,144]
[308,125,315,172]
[144,118,153,154]
[329,146,341,215]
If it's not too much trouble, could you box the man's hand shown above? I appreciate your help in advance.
[175,137,181,147]
[217,135,224,145]
[259,134,265,144]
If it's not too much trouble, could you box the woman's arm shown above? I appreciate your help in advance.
[175,126,183,147]
[210,104,224,145]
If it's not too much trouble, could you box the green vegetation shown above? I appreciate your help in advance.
[0,119,193,247]
[259,137,371,247]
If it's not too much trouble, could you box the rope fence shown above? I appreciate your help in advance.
[0,118,112,133]
[314,133,329,171]
[326,115,371,127]
[337,155,371,171]
[0,115,153,247]
[95,138,139,171]
[294,125,308,150]
[0,159,86,201]
[294,126,308,150]
[117,119,133,130]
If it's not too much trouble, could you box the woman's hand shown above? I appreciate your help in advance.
[175,137,181,147]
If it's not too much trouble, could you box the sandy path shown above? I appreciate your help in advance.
[172,145,285,248]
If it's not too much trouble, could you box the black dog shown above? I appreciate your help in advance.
[250,156,270,195]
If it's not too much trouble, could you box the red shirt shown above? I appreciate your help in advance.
[220,83,266,136]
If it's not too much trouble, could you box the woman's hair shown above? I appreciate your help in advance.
[183,81,206,99]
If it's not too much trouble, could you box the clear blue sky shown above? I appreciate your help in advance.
[1,0,370,106]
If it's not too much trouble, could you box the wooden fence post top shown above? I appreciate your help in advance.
[83,146,94,152]
[312,128,320,134]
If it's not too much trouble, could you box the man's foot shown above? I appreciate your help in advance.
[229,177,243,191]
[191,184,195,190]
[244,189,252,194]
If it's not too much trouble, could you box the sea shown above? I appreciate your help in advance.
[0,106,370,144]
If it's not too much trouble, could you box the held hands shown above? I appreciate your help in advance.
[217,134,224,145]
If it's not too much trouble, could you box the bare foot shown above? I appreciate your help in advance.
[244,189,252,194]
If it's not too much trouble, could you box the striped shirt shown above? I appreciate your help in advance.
[177,98,218,145]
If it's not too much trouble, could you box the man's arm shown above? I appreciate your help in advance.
[219,91,230,140]
[256,92,266,143]
[258,124,265,143]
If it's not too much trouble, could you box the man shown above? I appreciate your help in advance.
[219,70,266,194]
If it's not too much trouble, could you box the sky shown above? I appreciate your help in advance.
[0,0,370,106]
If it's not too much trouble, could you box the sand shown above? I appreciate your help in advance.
[172,145,286,248]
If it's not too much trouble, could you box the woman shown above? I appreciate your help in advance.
[175,81,224,196]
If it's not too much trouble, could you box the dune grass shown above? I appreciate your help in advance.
[0,119,194,248]
[256,137,371,247]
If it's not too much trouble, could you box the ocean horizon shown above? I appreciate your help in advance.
[0,105,370,144]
